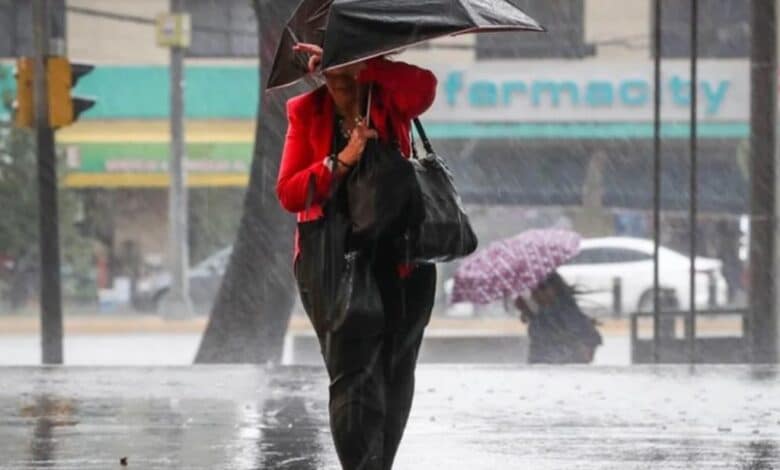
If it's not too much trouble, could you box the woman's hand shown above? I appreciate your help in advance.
[336,119,377,172]
[293,43,323,73]
[293,42,367,78]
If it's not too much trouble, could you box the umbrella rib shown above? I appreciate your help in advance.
[308,2,332,29]
[285,26,301,44]
[457,0,480,26]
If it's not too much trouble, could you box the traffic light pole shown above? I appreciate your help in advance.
[749,0,778,363]
[162,0,193,318]
[33,0,63,364]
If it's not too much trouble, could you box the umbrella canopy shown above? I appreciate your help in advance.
[451,229,581,305]
[267,0,544,91]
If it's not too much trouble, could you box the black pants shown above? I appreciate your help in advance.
[295,256,436,470]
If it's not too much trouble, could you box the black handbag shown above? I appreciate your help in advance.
[408,118,478,263]
[346,86,424,245]
[330,250,384,338]
[296,119,385,338]
[296,172,352,334]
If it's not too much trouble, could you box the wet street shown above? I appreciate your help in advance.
[0,365,778,469]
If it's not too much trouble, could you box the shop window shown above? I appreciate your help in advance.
[475,0,594,59]
[655,0,749,58]
[186,0,257,58]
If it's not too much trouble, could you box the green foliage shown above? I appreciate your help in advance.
[0,64,12,115]
[0,70,96,308]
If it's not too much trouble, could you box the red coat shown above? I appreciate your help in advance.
[276,58,437,257]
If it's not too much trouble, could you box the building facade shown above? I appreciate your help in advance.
[2,1,759,294]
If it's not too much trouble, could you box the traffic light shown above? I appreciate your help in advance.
[11,57,96,129]
[13,58,34,128]
[48,57,96,128]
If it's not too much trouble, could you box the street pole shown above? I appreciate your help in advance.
[686,0,699,364]
[651,0,662,363]
[162,0,193,318]
[32,0,63,364]
[749,0,778,363]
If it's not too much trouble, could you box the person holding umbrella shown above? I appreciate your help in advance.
[452,229,601,364]
[272,2,544,468]
[514,272,602,364]
[277,45,438,470]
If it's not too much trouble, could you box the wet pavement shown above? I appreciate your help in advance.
[0,365,778,469]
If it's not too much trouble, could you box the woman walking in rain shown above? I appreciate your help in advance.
[452,229,600,364]
[515,272,602,364]
[276,43,437,469]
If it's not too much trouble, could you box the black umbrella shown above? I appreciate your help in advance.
[267,0,544,91]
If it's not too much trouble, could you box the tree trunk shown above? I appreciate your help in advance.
[194,0,312,363]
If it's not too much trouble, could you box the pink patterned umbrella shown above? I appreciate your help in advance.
[451,229,581,305]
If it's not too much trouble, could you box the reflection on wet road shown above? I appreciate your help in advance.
[0,366,778,469]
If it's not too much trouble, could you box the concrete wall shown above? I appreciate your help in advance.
[585,0,650,61]
[66,0,257,66]
[67,0,169,64]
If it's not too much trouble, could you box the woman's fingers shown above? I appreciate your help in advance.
[363,128,378,139]
[307,56,321,73]
[354,120,378,140]
[350,134,368,153]
[293,43,323,73]
[292,43,322,54]
[293,43,323,56]
[344,121,378,161]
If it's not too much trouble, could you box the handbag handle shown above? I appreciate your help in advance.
[410,117,434,159]
[365,84,372,128]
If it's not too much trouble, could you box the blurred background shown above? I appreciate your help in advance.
[0,0,766,365]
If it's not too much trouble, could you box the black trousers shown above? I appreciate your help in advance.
[295,255,436,470]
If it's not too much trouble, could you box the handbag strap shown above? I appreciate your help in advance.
[364,85,403,148]
[410,117,434,159]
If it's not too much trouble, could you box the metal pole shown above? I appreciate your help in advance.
[33,0,63,364]
[652,0,662,363]
[163,0,193,318]
[686,0,699,364]
[749,0,778,363]
[612,277,622,317]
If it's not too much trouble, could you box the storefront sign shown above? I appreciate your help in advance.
[62,142,252,188]
[425,60,749,123]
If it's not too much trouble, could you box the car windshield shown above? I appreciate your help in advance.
[568,246,652,264]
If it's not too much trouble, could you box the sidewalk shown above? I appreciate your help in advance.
[0,312,743,336]
[3,313,747,366]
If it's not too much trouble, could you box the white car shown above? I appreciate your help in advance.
[558,237,728,316]
[135,246,232,313]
